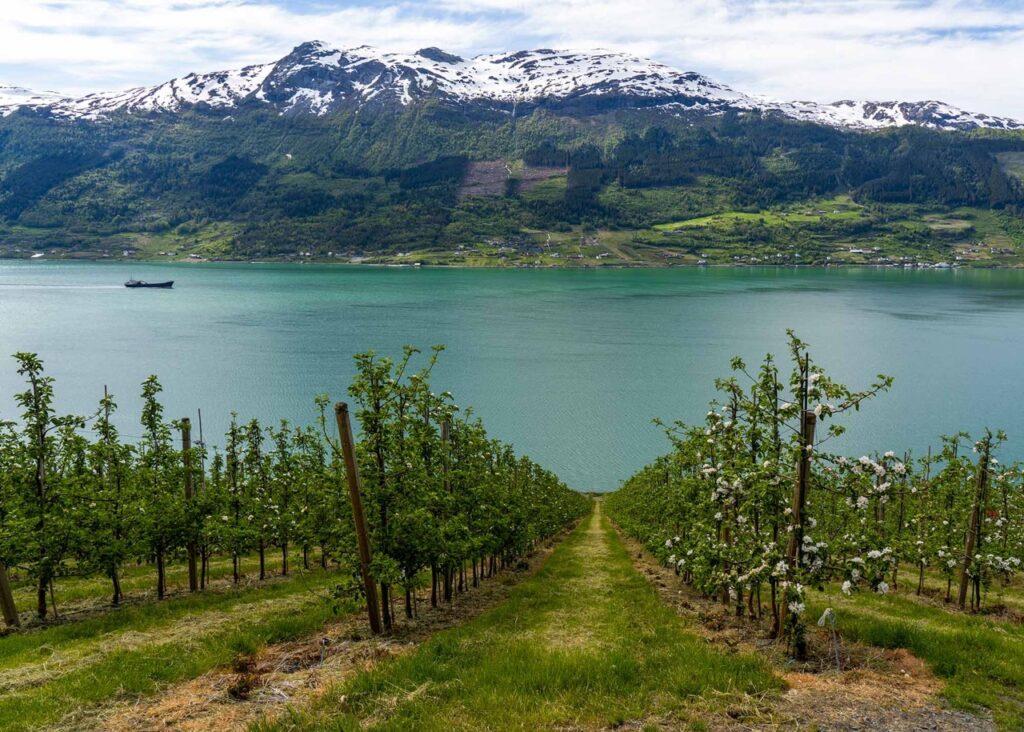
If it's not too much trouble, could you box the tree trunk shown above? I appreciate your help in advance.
[36,574,48,620]
[156,549,166,600]
[0,562,19,628]
[381,583,392,631]
[110,567,122,607]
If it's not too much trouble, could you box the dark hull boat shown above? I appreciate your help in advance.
[125,279,174,288]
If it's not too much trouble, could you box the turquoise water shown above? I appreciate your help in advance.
[1,261,1023,491]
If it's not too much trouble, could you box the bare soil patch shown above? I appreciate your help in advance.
[458,160,567,199]
[517,164,567,191]
[459,160,512,198]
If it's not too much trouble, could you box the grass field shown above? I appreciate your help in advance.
[268,503,780,730]
[2,507,1023,729]
[8,550,305,619]
[0,567,342,730]
[806,575,1024,729]
[652,196,867,231]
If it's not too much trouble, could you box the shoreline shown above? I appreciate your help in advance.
[0,255,1016,271]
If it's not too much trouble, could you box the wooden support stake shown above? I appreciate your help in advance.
[779,409,816,646]
[182,418,198,593]
[786,410,817,570]
[335,403,383,635]
[959,437,991,611]
[0,562,19,628]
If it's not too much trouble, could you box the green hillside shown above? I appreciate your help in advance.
[2,106,1024,266]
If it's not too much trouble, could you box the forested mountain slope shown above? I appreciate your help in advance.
[2,43,1023,265]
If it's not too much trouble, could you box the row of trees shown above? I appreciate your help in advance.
[605,332,1021,658]
[0,346,588,628]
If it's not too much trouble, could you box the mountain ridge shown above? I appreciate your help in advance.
[2,41,1021,132]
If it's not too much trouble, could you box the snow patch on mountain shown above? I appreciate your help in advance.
[775,99,1024,131]
[2,42,1021,132]
[0,84,63,110]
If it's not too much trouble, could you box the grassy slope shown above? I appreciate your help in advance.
[268,503,779,731]
[806,580,1024,729]
[0,566,344,730]
[7,173,1024,268]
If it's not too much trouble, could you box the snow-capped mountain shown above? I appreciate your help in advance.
[0,84,63,108]
[2,42,1021,132]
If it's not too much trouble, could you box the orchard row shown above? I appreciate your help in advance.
[0,346,589,628]
[606,332,1021,658]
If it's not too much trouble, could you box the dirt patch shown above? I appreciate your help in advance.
[84,530,573,731]
[777,652,988,732]
[458,160,567,199]
[459,160,512,198]
[613,525,994,731]
[517,164,567,191]
[979,602,1024,624]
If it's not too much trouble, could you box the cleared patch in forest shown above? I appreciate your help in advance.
[458,160,567,199]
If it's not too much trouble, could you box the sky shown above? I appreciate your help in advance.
[2,0,1023,118]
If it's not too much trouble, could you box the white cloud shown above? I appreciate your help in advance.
[2,0,1023,118]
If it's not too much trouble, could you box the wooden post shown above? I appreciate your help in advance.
[786,410,817,570]
[0,562,19,628]
[182,418,198,593]
[958,437,991,611]
[779,409,816,646]
[335,403,383,635]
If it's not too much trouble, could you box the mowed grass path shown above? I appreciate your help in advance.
[269,502,780,731]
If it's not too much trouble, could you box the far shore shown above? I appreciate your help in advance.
[2,253,1017,271]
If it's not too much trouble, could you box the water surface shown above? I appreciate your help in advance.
[1,261,1023,491]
